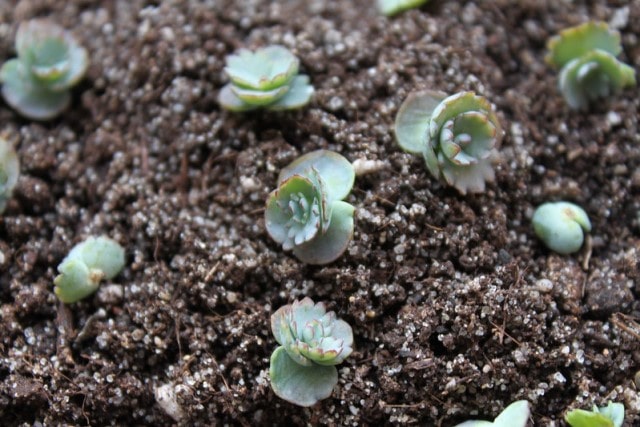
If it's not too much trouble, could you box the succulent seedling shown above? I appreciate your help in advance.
[377,0,429,16]
[0,19,89,120]
[54,236,125,303]
[269,297,354,407]
[0,137,19,214]
[546,21,636,110]
[395,90,501,194]
[265,150,355,265]
[532,201,591,255]
[218,45,314,112]
[566,401,624,427]
[454,400,530,427]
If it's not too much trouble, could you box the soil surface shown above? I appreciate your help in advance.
[1,0,639,425]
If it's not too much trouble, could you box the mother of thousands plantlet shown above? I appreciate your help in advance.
[54,236,125,303]
[218,45,314,112]
[0,19,89,120]
[269,297,353,407]
[0,137,19,214]
[395,90,501,194]
[265,150,355,265]
[546,21,636,110]
[532,201,591,255]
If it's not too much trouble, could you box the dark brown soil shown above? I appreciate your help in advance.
[1,0,639,425]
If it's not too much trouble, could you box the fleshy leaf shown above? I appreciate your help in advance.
[454,400,530,427]
[546,21,622,69]
[565,409,614,427]
[0,59,70,120]
[532,201,591,255]
[394,90,446,154]
[292,200,354,265]
[54,258,97,303]
[278,150,355,203]
[225,45,299,91]
[267,75,314,110]
[231,83,290,105]
[377,0,429,16]
[0,137,20,214]
[269,347,338,407]
[66,236,126,279]
[217,84,257,112]
[596,402,624,427]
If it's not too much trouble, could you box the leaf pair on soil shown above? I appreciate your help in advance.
[269,297,354,407]
[218,45,314,112]
[395,90,501,194]
[0,19,88,120]
[546,21,636,110]
[265,150,355,265]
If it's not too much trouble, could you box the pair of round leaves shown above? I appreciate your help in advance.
[265,150,355,265]
[0,19,89,120]
[54,236,125,303]
[0,138,19,214]
[546,21,636,110]
[269,297,354,407]
[218,45,314,111]
[532,201,591,255]
[395,90,501,194]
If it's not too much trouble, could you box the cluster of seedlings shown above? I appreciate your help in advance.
[0,4,636,424]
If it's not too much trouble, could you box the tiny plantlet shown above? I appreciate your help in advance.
[54,236,125,303]
[454,400,530,427]
[269,297,354,407]
[546,21,636,110]
[218,45,314,112]
[395,90,501,194]
[377,0,429,16]
[565,401,624,427]
[532,201,591,255]
[0,137,19,214]
[0,19,89,120]
[265,149,355,265]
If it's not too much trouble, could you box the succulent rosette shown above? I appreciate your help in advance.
[218,45,314,111]
[269,297,354,407]
[395,90,501,194]
[0,137,20,214]
[265,150,355,265]
[546,21,636,110]
[0,19,89,120]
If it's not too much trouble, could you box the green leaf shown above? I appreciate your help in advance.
[217,84,256,112]
[292,200,355,265]
[532,201,591,255]
[54,258,97,303]
[224,45,299,91]
[377,0,429,16]
[269,346,338,407]
[0,138,20,215]
[267,75,314,110]
[596,402,624,427]
[546,21,622,69]
[231,84,290,106]
[67,236,126,279]
[278,150,355,203]
[394,90,446,154]
[454,400,530,427]
[0,59,71,121]
[566,409,614,427]
[429,92,497,141]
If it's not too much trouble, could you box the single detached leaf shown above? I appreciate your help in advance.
[269,346,338,407]
[278,150,355,203]
[532,202,591,255]
[546,21,622,69]
[394,90,446,154]
[292,200,354,265]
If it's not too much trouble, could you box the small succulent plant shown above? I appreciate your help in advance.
[54,236,125,303]
[0,137,19,214]
[218,45,314,112]
[377,0,429,16]
[532,201,591,255]
[454,400,530,427]
[265,150,355,265]
[0,19,89,120]
[395,90,501,194]
[546,21,636,110]
[269,297,354,407]
[566,401,624,427]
